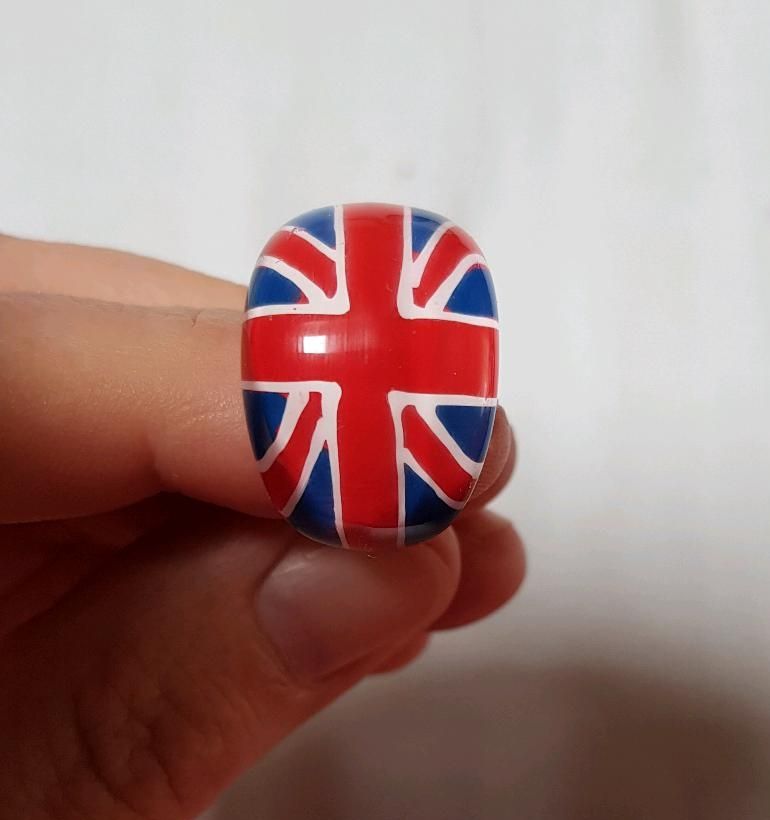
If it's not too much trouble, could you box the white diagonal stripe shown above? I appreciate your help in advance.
[403,452,465,510]
[426,252,488,312]
[279,224,336,259]
[425,406,485,479]
[281,419,327,517]
[242,389,307,473]
[412,219,453,287]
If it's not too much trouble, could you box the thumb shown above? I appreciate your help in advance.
[0,510,460,820]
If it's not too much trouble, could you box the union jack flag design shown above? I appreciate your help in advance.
[242,203,498,548]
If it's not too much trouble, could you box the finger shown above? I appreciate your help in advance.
[0,234,245,309]
[0,513,460,819]
[371,633,431,674]
[466,407,516,511]
[431,510,526,630]
[0,243,513,513]
[0,293,264,521]
[352,511,526,673]
[0,236,516,511]
[0,293,514,525]
[0,497,179,636]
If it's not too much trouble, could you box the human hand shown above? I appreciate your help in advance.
[0,235,523,820]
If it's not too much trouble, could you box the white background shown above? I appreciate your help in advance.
[2,1,769,817]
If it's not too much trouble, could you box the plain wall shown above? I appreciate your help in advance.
[2,1,769,816]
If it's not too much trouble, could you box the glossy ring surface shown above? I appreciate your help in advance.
[242,203,498,549]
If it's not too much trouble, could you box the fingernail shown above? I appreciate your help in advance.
[256,533,456,682]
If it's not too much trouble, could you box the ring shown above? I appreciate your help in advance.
[242,203,498,549]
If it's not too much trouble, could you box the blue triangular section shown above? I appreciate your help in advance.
[444,265,497,319]
[403,464,458,545]
[411,207,446,256]
[289,446,341,546]
[285,206,336,248]
[436,404,496,463]
[242,391,287,459]
[247,266,304,309]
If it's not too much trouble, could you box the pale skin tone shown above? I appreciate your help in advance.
[0,234,524,820]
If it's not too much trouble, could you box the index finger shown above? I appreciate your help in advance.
[0,293,269,522]
[1,233,514,525]
[0,234,244,309]
[1,293,513,525]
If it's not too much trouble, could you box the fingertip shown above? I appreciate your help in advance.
[255,527,461,683]
[370,633,431,675]
[468,407,516,509]
[431,511,526,631]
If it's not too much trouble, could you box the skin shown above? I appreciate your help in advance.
[0,234,524,820]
